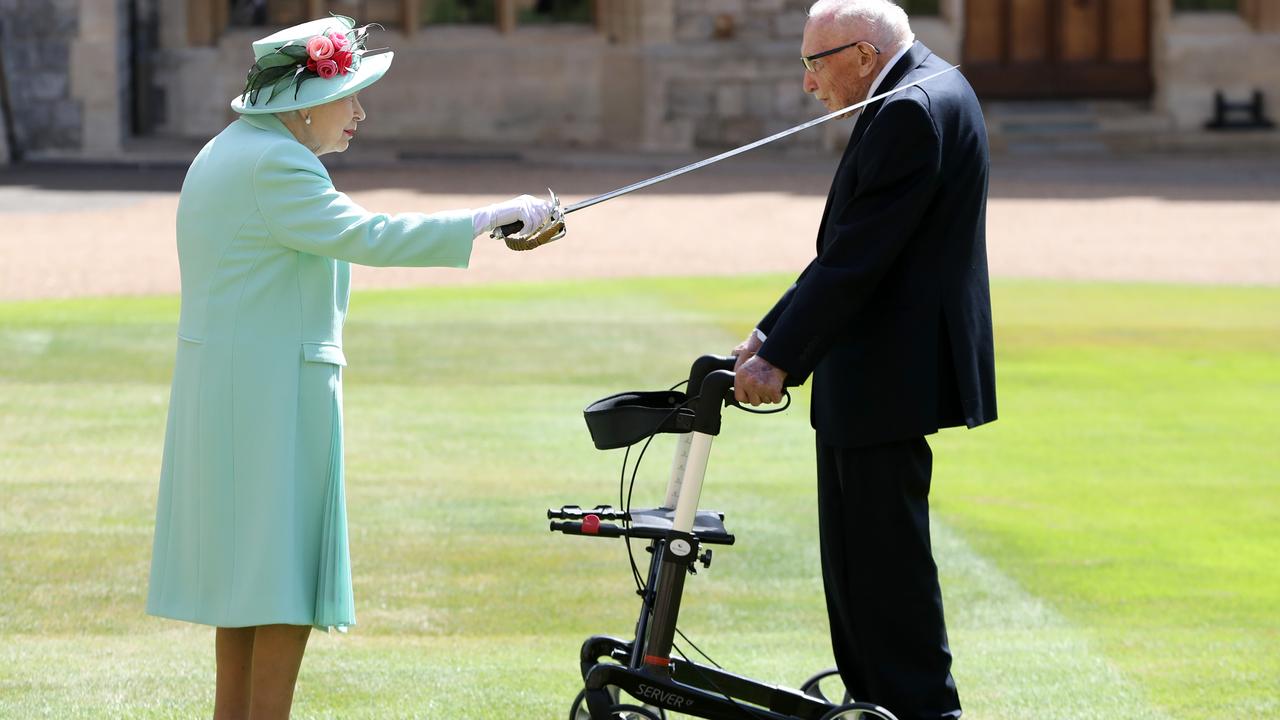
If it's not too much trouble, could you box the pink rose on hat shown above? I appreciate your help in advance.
[234,16,391,113]
[314,59,340,79]
[306,34,335,61]
[333,50,354,74]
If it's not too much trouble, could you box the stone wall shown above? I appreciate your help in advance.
[1157,8,1280,132]
[0,0,82,157]
[18,0,1280,160]
[666,0,818,150]
[675,0,810,43]
[151,0,834,153]
[153,24,608,148]
[651,1,961,151]
[147,1,964,154]
[67,0,132,158]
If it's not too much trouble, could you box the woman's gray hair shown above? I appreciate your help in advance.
[808,0,915,54]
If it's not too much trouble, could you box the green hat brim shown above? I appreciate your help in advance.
[230,51,393,115]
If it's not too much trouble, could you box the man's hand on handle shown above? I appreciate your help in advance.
[732,329,786,406]
[732,328,763,373]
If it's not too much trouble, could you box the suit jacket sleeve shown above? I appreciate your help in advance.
[252,139,477,268]
[757,263,813,335]
[757,281,797,336]
[757,95,942,381]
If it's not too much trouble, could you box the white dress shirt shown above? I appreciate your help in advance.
[866,41,913,103]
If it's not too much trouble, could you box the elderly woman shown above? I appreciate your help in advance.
[145,16,553,719]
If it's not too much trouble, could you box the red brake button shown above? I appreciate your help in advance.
[582,514,601,534]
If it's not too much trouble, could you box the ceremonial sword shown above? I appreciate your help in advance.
[495,64,959,250]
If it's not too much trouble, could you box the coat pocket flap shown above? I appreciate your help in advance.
[302,342,347,366]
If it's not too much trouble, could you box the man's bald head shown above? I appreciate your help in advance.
[807,0,915,57]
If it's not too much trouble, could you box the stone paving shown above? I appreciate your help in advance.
[0,147,1277,300]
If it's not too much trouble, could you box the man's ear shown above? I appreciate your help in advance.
[859,52,877,78]
[857,44,880,77]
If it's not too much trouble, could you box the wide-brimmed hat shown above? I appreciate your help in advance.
[231,15,393,115]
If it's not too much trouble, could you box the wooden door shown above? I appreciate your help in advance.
[963,0,1151,99]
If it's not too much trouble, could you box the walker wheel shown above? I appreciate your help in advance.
[819,702,899,720]
[799,667,851,705]
[569,688,667,720]
[606,705,662,720]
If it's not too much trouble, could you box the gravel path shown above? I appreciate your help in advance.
[1,150,1276,300]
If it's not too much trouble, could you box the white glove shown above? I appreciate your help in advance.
[471,194,555,237]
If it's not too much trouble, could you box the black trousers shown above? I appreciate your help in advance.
[816,435,962,720]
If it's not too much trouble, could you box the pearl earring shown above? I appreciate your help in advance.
[304,115,311,125]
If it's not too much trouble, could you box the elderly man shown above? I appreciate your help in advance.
[732,1,996,718]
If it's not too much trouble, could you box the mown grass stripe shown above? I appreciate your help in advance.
[0,277,1275,718]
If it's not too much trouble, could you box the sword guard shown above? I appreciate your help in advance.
[492,189,566,251]
[503,218,566,251]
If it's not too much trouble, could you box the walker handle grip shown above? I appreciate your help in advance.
[687,354,735,400]
[692,369,736,436]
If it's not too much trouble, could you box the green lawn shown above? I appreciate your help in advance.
[0,278,1275,719]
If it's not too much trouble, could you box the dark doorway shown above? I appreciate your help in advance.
[129,0,163,135]
[963,0,1152,99]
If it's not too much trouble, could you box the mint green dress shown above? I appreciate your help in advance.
[146,113,475,631]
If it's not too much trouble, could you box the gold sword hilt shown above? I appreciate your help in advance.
[491,189,566,251]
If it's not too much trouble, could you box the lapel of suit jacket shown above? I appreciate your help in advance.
[816,42,931,253]
[848,41,931,149]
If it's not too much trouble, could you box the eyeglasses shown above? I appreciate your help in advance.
[802,40,880,72]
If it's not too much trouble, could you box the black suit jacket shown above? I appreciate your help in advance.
[757,42,997,448]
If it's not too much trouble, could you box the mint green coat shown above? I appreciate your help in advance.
[146,113,475,630]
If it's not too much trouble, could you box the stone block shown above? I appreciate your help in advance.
[747,0,787,11]
[4,41,34,71]
[675,13,713,42]
[772,11,807,39]
[26,71,69,100]
[55,1,80,34]
[738,13,773,41]
[38,39,72,69]
[693,115,721,147]
[747,82,775,115]
[706,0,745,14]
[77,0,121,30]
[20,99,49,133]
[25,0,76,36]
[775,78,806,115]
[638,8,676,43]
[52,98,81,130]
[720,115,764,146]
[668,80,715,117]
[649,117,695,152]
[716,83,746,117]
[25,12,56,36]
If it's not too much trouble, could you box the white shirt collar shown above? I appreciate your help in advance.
[866,41,913,102]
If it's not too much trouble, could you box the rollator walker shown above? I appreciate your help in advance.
[547,355,899,720]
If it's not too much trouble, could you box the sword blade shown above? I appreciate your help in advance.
[562,64,959,215]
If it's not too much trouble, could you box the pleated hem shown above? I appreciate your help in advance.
[313,392,356,632]
[147,607,335,630]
